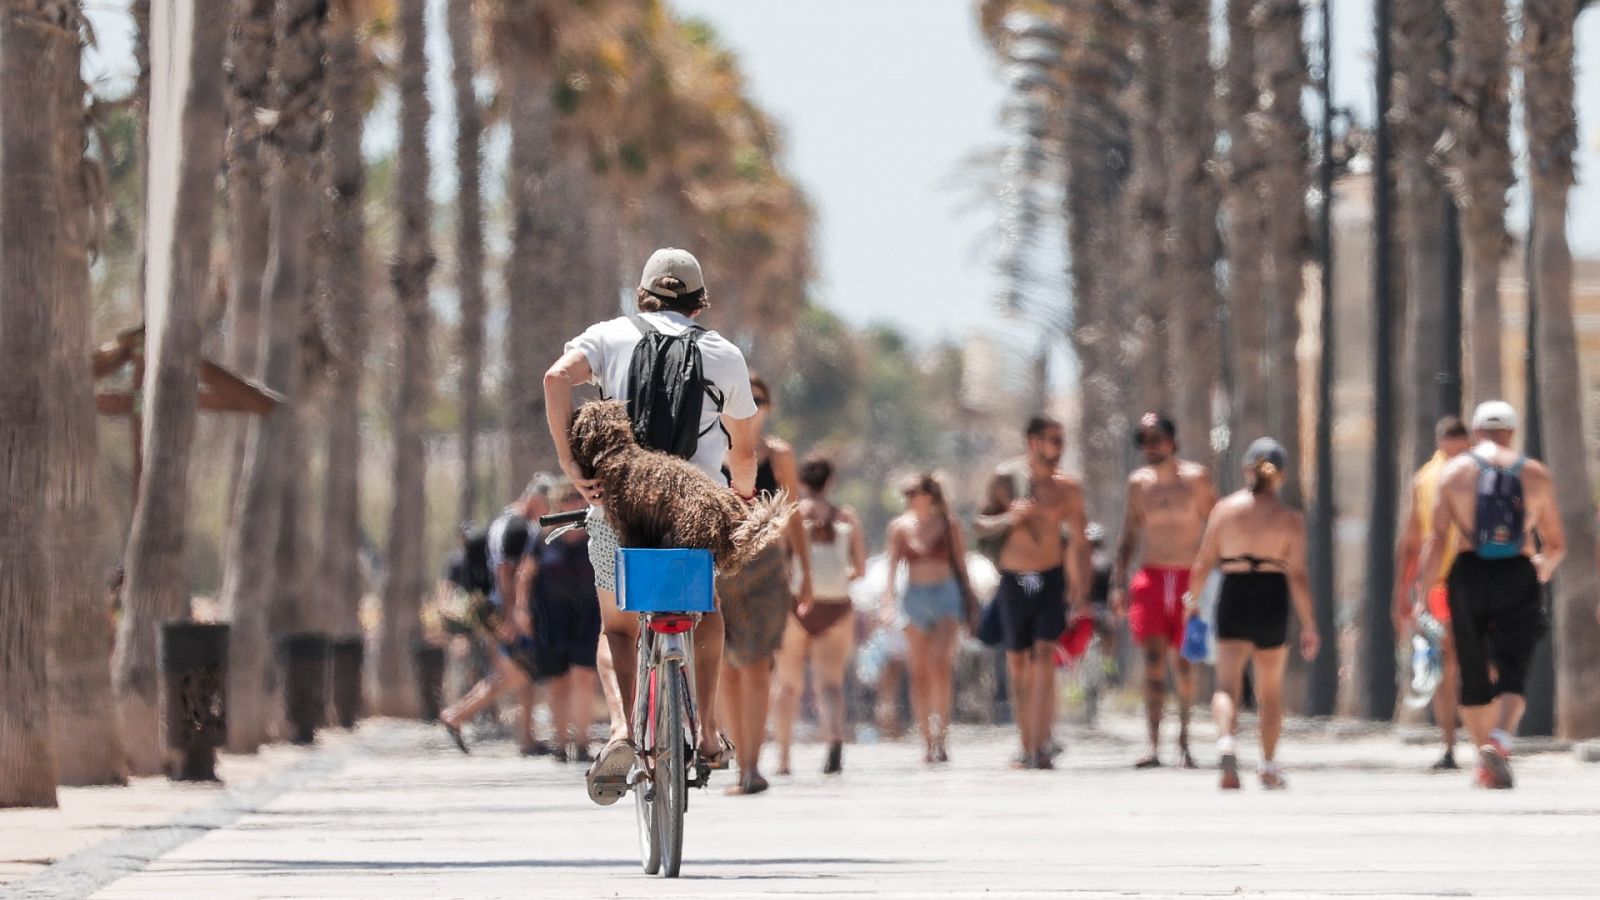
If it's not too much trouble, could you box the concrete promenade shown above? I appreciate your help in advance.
[8,715,1600,899]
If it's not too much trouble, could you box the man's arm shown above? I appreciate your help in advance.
[1413,468,1456,600]
[544,349,602,503]
[722,413,759,499]
[974,471,1022,537]
[1191,466,1219,520]
[1112,475,1143,595]
[1528,461,1566,583]
[1287,512,1320,661]
[843,507,868,580]
[1393,476,1424,629]
[511,555,537,636]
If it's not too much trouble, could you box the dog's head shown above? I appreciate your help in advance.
[569,400,638,474]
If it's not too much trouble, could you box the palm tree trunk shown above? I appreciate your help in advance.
[1393,0,1452,473]
[1522,0,1600,740]
[47,3,127,786]
[113,0,231,776]
[374,0,436,718]
[503,68,558,483]
[217,0,328,751]
[1161,0,1221,466]
[1,0,74,808]
[1121,0,1171,417]
[1221,0,1267,473]
[450,0,486,524]
[1255,0,1309,507]
[1442,0,1512,406]
[319,7,369,641]
[222,0,274,517]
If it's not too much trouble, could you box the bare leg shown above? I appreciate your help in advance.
[569,666,598,748]
[772,617,809,774]
[1460,703,1496,747]
[596,587,640,744]
[905,626,935,758]
[719,661,744,761]
[1029,641,1055,762]
[441,653,530,728]
[1252,647,1288,762]
[930,620,961,751]
[1141,636,1169,760]
[1005,649,1034,758]
[813,613,856,744]
[1434,635,1460,754]
[1211,641,1251,741]
[516,683,536,751]
[877,658,906,738]
[735,659,773,779]
[1172,653,1195,761]
[1494,693,1527,736]
[547,672,573,751]
[694,610,724,757]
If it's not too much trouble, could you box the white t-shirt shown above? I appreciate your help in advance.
[565,311,758,483]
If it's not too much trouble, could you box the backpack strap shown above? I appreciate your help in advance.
[1509,456,1527,477]
[628,314,659,337]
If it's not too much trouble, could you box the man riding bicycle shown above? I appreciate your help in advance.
[543,248,761,805]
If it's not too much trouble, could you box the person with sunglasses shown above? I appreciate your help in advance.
[974,415,1091,770]
[1110,413,1216,769]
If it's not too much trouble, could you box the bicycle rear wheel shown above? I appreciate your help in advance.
[636,666,661,875]
[656,661,689,878]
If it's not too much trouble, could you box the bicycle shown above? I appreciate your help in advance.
[540,508,716,879]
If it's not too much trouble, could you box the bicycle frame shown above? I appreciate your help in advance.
[630,613,702,789]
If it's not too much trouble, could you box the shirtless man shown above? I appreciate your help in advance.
[1112,413,1216,769]
[1409,401,1565,790]
[976,415,1090,770]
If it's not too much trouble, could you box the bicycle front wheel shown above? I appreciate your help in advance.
[655,660,689,878]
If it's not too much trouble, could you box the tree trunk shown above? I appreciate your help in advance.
[113,0,230,776]
[503,60,558,485]
[222,0,274,517]
[374,0,435,718]
[1,0,73,808]
[1120,0,1171,417]
[47,3,127,786]
[217,0,328,751]
[1393,0,1452,472]
[1442,0,1512,406]
[319,9,369,641]
[450,0,486,525]
[1162,0,1222,469]
[1523,0,1600,740]
[1221,0,1266,473]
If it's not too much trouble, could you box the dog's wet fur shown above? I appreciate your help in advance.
[569,400,792,574]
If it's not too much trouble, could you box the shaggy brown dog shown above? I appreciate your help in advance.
[569,400,791,574]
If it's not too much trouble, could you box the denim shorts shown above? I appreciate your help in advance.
[900,578,964,632]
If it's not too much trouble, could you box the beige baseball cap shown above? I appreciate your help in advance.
[639,248,704,297]
[1472,400,1518,431]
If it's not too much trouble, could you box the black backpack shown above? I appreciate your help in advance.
[1471,453,1527,560]
[458,528,493,597]
[624,315,725,459]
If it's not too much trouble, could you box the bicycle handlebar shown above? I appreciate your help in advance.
[538,509,589,529]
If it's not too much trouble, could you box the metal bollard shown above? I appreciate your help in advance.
[159,621,230,782]
[413,642,446,722]
[330,636,364,729]
[277,632,330,745]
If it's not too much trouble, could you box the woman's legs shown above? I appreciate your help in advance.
[929,619,960,751]
[1211,640,1252,741]
[1252,646,1289,764]
[903,625,935,758]
[812,612,856,745]
[568,666,598,750]
[772,617,810,774]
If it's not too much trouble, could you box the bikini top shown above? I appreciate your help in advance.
[904,524,952,563]
[1219,554,1287,573]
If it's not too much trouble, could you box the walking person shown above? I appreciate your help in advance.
[531,484,604,763]
[715,375,814,795]
[1393,415,1472,770]
[1407,402,1565,789]
[1111,413,1216,769]
[884,472,975,765]
[773,456,866,776]
[975,416,1090,770]
[544,247,762,805]
[1187,438,1320,790]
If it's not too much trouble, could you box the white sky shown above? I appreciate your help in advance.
[82,0,1600,346]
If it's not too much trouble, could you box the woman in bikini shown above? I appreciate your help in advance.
[773,456,867,776]
[1186,438,1320,790]
[884,472,975,765]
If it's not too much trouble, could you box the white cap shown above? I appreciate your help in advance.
[1471,400,1518,432]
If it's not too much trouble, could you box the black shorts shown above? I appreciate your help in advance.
[1215,572,1290,650]
[995,567,1067,653]
[529,591,602,680]
[1445,554,1545,707]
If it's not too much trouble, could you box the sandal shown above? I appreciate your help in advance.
[585,737,635,807]
[726,772,769,796]
[1180,749,1198,770]
[1134,755,1162,769]
[702,734,735,771]
[443,723,469,755]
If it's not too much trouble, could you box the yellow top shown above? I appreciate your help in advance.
[1415,451,1461,585]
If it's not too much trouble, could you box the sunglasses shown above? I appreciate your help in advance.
[753,396,770,408]
[1135,432,1169,447]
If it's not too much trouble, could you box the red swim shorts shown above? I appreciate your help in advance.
[1128,566,1190,646]
[1427,583,1451,624]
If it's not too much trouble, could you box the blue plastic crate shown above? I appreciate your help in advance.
[615,548,716,614]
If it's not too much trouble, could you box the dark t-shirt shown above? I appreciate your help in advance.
[486,512,532,605]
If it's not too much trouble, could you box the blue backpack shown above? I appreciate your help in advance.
[1471,453,1526,560]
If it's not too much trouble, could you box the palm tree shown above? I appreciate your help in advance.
[1441,0,1512,405]
[48,2,127,786]
[0,0,75,808]
[1120,0,1172,416]
[222,0,275,513]
[217,0,330,750]
[113,0,232,776]
[319,0,379,642]
[1254,0,1309,505]
[1522,0,1600,740]
[1392,0,1451,470]
[1161,0,1222,467]
[1220,0,1267,476]
[450,0,486,524]
[373,0,435,718]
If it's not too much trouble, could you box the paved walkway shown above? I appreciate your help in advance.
[12,715,1600,898]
